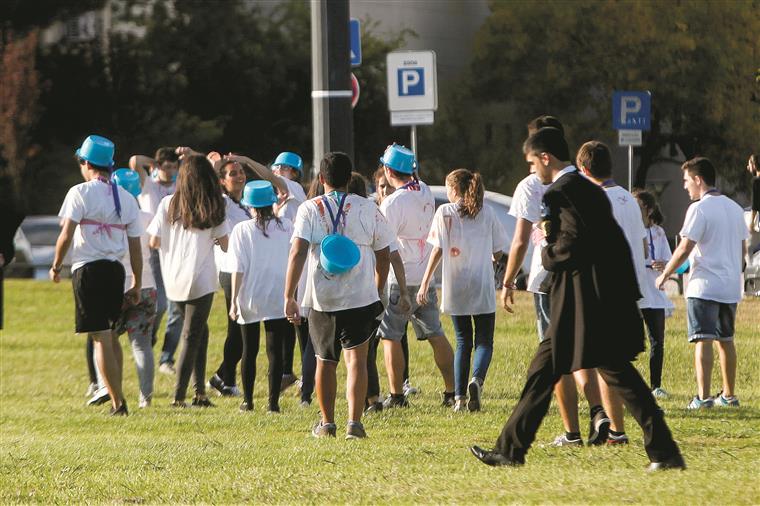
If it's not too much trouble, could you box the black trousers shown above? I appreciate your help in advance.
[294,318,316,403]
[240,318,290,411]
[494,339,680,464]
[215,272,243,386]
[641,308,666,389]
[174,293,214,401]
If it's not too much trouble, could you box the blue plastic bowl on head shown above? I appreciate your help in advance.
[75,135,115,169]
[379,144,416,174]
[242,180,277,208]
[274,151,303,173]
[111,168,141,197]
[320,234,360,274]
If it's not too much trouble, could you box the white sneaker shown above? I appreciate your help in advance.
[652,387,669,399]
[403,379,420,396]
[138,395,151,409]
[159,362,176,375]
[467,377,482,412]
[85,382,98,397]
[453,398,467,412]
[87,386,110,406]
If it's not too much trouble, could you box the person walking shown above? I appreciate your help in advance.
[147,154,229,408]
[417,169,507,412]
[656,157,749,409]
[470,127,684,471]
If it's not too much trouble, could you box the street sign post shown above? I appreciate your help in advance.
[612,91,651,190]
[387,50,437,157]
[349,18,361,66]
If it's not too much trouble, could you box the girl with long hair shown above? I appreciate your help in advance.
[228,181,293,412]
[148,154,229,407]
[417,169,507,412]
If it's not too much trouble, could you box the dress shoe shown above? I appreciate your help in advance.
[469,446,521,467]
[647,454,686,472]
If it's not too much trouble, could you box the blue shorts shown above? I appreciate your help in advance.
[533,292,551,343]
[686,297,736,343]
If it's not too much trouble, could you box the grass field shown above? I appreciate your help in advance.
[1,279,759,504]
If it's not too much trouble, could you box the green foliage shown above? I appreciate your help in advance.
[424,0,760,194]
[2,280,760,503]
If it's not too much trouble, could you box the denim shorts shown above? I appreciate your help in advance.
[533,292,551,342]
[378,284,444,341]
[686,297,737,342]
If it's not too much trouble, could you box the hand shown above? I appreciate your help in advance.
[124,286,140,306]
[416,285,428,306]
[398,291,412,314]
[284,298,300,324]
[229,302,238,322]
[652,260,666,272]
[207,151,222,164]
[175,146,193,159]
[655,273,667,291]
[501,286,514,314]
[49,267,60,283]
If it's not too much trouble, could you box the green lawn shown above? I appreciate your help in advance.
[1,279,759,504]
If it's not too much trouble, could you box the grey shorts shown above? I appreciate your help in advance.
[378,284,444,341]
[686,297,736,342]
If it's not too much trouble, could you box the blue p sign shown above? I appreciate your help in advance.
[398,68,425,96]
[612,91,651,130]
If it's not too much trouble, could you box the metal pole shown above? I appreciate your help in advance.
[628,144,633,191]
[410,125,418,158]
[310,0,353,179]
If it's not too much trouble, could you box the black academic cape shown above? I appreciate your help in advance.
[540,171,645,374]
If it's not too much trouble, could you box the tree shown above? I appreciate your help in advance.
[424,0,760,196]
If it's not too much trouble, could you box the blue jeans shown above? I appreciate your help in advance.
[150,250,184,365]
[451,313,495,397]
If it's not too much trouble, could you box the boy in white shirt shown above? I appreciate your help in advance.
[51,135,143,416]
[656,157,749,409]
[284,152,393,439]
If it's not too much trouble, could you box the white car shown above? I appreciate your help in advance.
[12,216,71,279]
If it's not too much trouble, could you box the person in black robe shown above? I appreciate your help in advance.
[470,128,684,471]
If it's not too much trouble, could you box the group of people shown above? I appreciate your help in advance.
[50,114,750,468]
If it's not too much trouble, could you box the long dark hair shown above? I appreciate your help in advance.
[446,168,484,218]
[169,155,226,229]
[633,189,664,226]
[254,205,283,238]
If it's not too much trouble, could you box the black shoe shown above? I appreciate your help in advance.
[281,373,298,392]
[192,396,215,408]
[441,391,456,408]
[382,394,409,409]
[364,401,383,415]
[647,454,686,472]
[110,400,128,417]
[239,401,253,412]
[588,409,611,446]
[170,400,188,408]
[208,374,227,396]
[87,386,111,406]
[469,446,521,467]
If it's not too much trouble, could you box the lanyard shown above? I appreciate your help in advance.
[321,192,348,234]
[648,227,655,260]
[97,175,122,219]
[704,188,720,197]
[601,179,617,188]
[400,179,420,191]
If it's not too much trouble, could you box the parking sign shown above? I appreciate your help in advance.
[387,51,437,112]
[612,91,651,131]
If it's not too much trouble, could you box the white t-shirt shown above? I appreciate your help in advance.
[121,211,156,291]
[604,185,647,300]
[229,218,293,323]
[379,181,436,286]
[293,193,395,312]
[639,225,675,311]
[215,194,251,273]
[509,173,549,293]
[276,177,307,223]
[58,179,142,272]
[680,193,749,303]
[428,203,508,315]
[147,195,229,302]
[138,173,175,217]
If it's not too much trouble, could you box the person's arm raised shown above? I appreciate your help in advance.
[227,154,289,200]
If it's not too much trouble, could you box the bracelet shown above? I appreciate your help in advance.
[51,265,62,274]
[503,282,517,290]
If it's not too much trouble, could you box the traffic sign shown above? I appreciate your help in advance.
[612,91,651,130]
[386,51,437,112]
[351,73,360,109]
[349,19,361,66]
[618,129,643,146]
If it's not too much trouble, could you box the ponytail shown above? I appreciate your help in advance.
[446,168,484,218]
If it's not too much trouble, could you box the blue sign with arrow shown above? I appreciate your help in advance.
[350,18,361,67]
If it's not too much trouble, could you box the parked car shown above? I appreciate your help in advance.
[10,216,71,279]
[745,209,760,296]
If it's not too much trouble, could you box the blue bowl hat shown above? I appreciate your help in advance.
[675,259,690,275]
[379,144,416,175]
[320,234,361,275]
[273,152,303,174]
[75,135,115,169]
[242,180,278,208]
[111,168,141,197]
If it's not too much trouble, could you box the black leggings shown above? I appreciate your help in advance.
[240,318,290,411]
[215,272,243,387]
[86,336,97,384]
[641,308,666,389]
